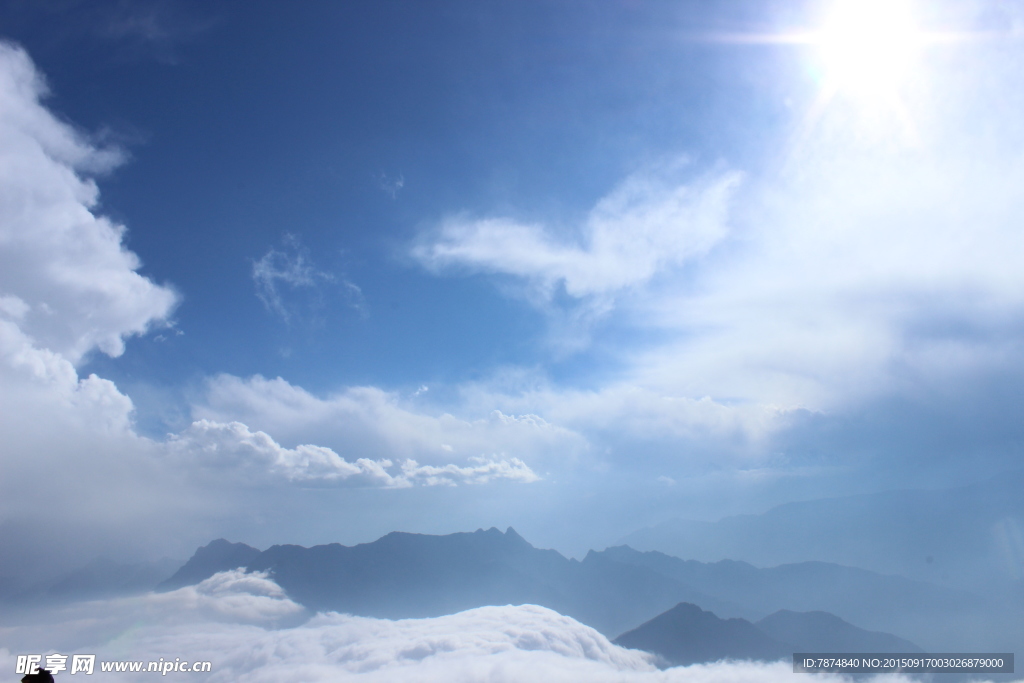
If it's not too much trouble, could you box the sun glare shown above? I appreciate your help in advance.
[817,0,922,101]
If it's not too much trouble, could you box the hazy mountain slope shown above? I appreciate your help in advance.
[1,557,180,607]
[162,528,980,646]
[755,610,923,653]
[619,470,1024,591]
[159,538,261,591]
[245,528,569,619]
[594,545,989,651]
[597,545,973,620]
[614,602,792,666]
[614,604,924,668]
[568,549,747,636]
[164,527,740,636]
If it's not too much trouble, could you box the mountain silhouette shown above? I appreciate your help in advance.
[755,609,923,653]
[619,469,1024,592]
[592,544,978,649]
[160,527,740,635]
[163,527,953,646]
[615,602,792,666]
[613,604,923,667]
[236,527,746,635]
[159,539,261,591]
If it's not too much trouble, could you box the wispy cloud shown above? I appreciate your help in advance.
[91,0,217,64]
[407,30,1024,439]
[410,163,740,352]
[412,165,741,301]
[378,172,405,199]
[252,234,364,323]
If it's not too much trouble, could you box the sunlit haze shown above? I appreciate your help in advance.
[816,0,922,100]
[1,1,1023,681]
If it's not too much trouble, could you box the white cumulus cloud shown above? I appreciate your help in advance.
[0,41,177,363]
[168,418,539,488]
[196,373,585,468]
[0,44,543,583]
[0,41,201,576]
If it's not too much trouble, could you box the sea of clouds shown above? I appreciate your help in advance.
[0,569,927,683]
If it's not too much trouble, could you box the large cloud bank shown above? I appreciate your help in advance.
[0,39,174,436]
[0,41,544,578]
[0,43,177,363]
[0,569,923,683]
[0,40,191,572]
[0,38,545,497]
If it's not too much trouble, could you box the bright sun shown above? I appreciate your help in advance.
[816,0,923,101]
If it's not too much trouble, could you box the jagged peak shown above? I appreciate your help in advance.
[194,538,260,554]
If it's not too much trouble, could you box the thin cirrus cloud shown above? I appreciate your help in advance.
[378,171,404,199]
[252,234,364,323]
[456,378,784,447]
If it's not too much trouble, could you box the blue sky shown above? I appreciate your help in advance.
[2,0,1024,570]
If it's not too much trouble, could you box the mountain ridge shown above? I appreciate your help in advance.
[159,526,972,649]
[619,469,1024,591]
[615,602,792,667]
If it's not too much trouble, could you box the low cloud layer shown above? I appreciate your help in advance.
[0,570,918,683]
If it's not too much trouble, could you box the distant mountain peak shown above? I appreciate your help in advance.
[614,602,792,667]
[155,528,946,653]
[157,538,261,592]
[502,526,530,545]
